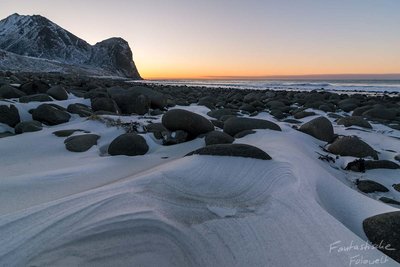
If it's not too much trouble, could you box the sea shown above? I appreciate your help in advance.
[135,79,400,94]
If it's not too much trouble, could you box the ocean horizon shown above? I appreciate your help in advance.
[137,79,400,93]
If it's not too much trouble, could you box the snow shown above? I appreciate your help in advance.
[0,99,399,266]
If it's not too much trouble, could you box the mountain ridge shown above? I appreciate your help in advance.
[0,13,141,79]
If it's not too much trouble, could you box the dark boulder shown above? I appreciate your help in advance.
[47,85,68,100]
[379,197,400,206]
[299,116,335,142]
[363,211,400,263]
[53,129,87,137]
[14,120,42,134]
[64,134,100,152]
[128,86,167,110]
[186,143,271,160]
[162,130,188,145]
[162,109,214,138]
[207,108,237,120]
[0,84,26,98]
[205,131,234,146]
[91,97,120,113]
[363,108,397,121]
[328,136,378,159]
[0,104,20,127]
[294,111,316,119]
[108,133,149,156]
[337,116,372,129]
[67,103,93,117]
[19,94,52,103]
[357,180,389,193]
[223,117,281,137]
[19,80,50,95]
[31,104,71,125]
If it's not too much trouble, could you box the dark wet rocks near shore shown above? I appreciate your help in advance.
[64,134,100,152]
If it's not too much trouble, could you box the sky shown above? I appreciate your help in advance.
[0,0,399,79]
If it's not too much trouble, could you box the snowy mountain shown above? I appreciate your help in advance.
[0,13,141,78]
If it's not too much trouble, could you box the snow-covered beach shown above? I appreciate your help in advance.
[0,73,400,266]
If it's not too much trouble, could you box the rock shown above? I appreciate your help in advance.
[363,211,400,263]
[107,87,150,115]
[328,136,378,159]
[14,120,42,134]
[47,85,68,100]
[380,197,400,206]
[53,129,87,137]
[205,131,234,146]
[19,80,50,95]
[108,133,149,156]
[64,134,100,152]
[162,109,214,138]
[91,97,120,113]
[31,104,71,125]
[223,117,281,137]
[207,108,237,120]
[338,99,358,112]
[337,116,372,129]
[394,184,400,192]
[0,104,20,127]
[294,111,316,119]
[352,106,372,116]
[128,86,167,109]
[186,143,271,160]
[234,130,256,138]
[162,130,188,145]
[283,119,302,124]
[395,154,400,162]
[365,160,400,170]
[0,84,25,98]
[240,103,257,113]
[67,103,93,117]
[0,132,14,138]
[363,108,397,121]
[299,116,335,142]
[19,93,52,103]
[146,123,168,139]
[357,180,389,193]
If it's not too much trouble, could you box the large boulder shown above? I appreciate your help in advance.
[162,109,214,138]
[47,85,68,100]
[14,120,42,134]
[19,80,50,95]
[31,104,71,125]
[19,94,52,103]
[0,104,20,127]
[205,131,234,146]
[91,97,120,113]
[363,108,397,121]
[186,143,271,160]
[67,103,93,117]
[223,117,281,137]
[0,84,25,98]
[64,134,100,152]
[299,116,335,142]
[337,116,372,129]
[363,211,400,263]
[110,91,149,115]
[207,108,237,120]
[108,133,149,156]
[126,86,167,110]
[328,136,378,159]
[357,180,389,193]
[294,111,316,119]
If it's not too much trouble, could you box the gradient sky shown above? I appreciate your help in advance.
[0,0,399,79]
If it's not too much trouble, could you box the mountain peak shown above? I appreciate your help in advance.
[0,13,141,79]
